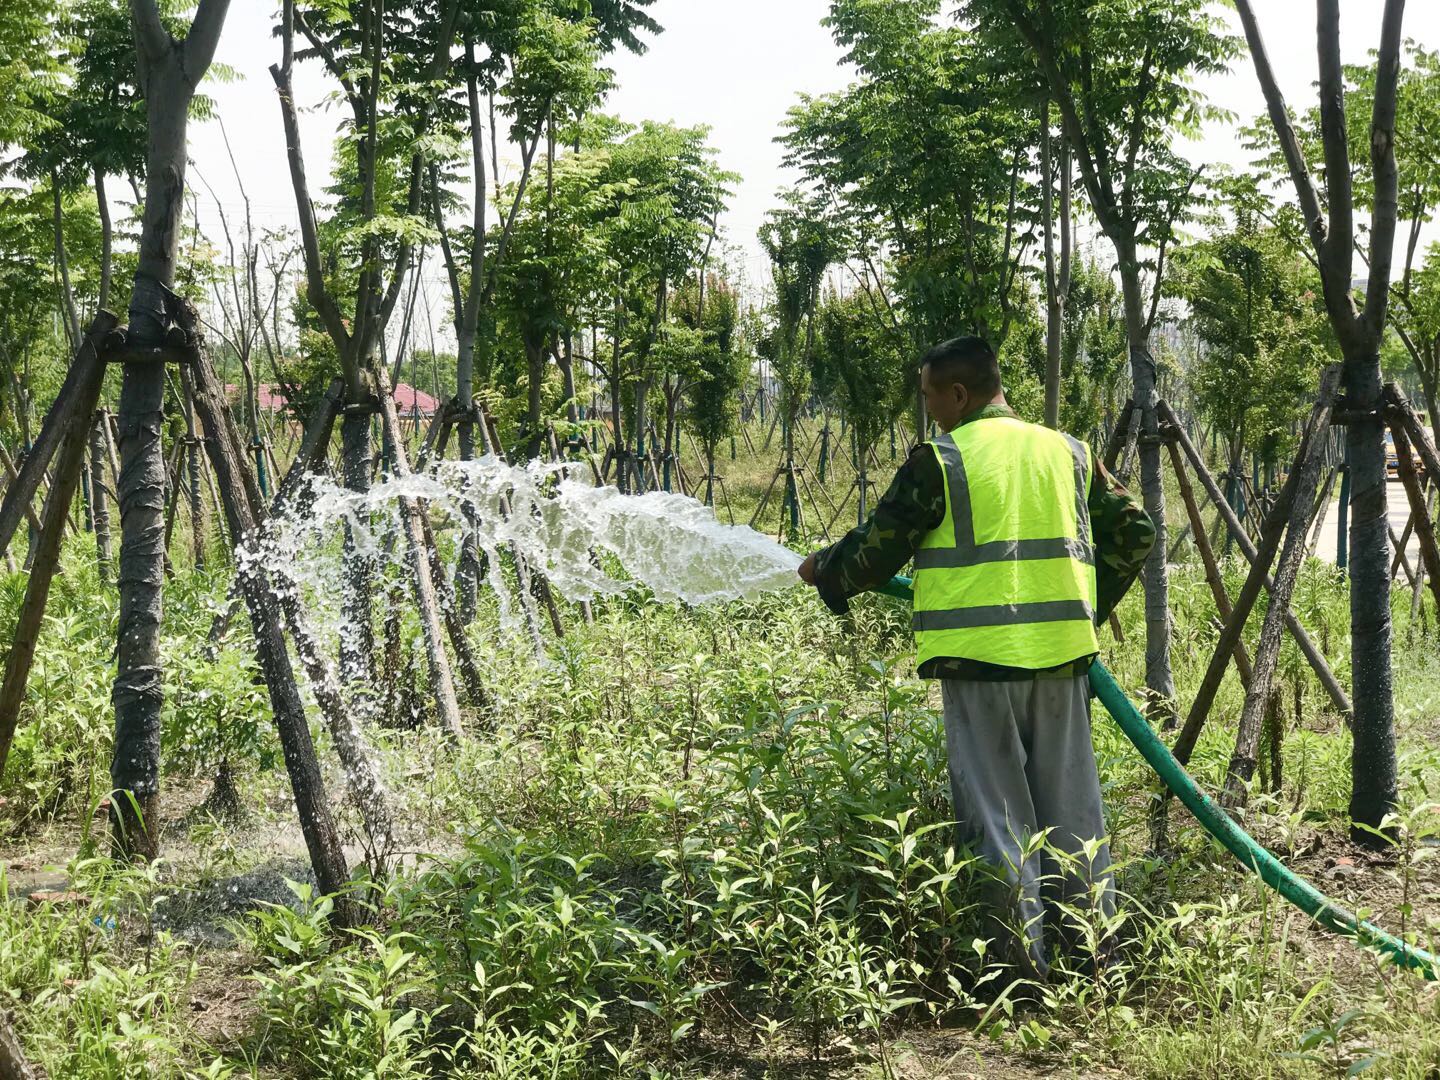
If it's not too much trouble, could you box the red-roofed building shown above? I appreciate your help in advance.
[392,383,440,417]
[224,382,439,417]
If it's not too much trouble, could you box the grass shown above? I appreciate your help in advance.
[0,415,1437,1078]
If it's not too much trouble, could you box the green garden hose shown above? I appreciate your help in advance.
[877,575,1438,979]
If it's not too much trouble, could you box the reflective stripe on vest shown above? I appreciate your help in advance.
[911,417,1100,670]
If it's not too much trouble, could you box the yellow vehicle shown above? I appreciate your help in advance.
[1385,428,1431,479]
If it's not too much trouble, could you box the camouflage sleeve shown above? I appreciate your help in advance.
[1091,461,1156,623]
[811,445,946,615]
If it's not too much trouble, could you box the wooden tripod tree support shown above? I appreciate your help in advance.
[0,313,118,559]
[0,316,111,777]
[1166,439,1254,690]
[185,344,359,928]
[1159,400,1351,725]
[188,359,395,859]
[1167,371,1350,770]
[1385,383,1440,615]
[1222,365,1342,802]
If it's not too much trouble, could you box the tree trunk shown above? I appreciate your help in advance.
[90,413,113,584]
[182,372,206,570]
[524,336,546,459]
[95,168,113,313]
[558,332,579,425]
[1343,352,1397,839]
[112,68,199,859]
[51,168,80,350]
[1040,102,1071,430]
[1118,260,1176,725]
[339,407,376,684]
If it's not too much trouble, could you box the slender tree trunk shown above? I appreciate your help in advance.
[182,372,207,570]
[51,168,81,349]
[1040,102,1071,430]
[1344,350,1398,836]
[91,413,113,584]
[339,407,376,684]
[525,336,545,459]
[1118,259,1176,725]
[559,331,579,425]
[95,168,113,314]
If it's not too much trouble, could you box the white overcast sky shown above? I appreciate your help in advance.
[179,0,1440,347]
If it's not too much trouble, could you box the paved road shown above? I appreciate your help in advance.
[1311,479,1421,567]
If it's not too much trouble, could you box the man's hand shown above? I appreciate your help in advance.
[798,552,818,586]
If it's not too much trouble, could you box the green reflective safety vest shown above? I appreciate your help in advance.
[912,415,1099,670]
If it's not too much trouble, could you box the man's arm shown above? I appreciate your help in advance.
[1090,461,1156,622]
[802,445,946,615]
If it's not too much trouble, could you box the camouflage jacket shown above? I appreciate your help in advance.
[813,405,1156,681]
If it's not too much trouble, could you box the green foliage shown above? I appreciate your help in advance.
[1171,214,1333,463]
[784,1,1035,350]
[813,292,908,457]
[676,276,745,459]
[759,196,842,423]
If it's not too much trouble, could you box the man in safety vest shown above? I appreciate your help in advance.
[798,336,1155,976]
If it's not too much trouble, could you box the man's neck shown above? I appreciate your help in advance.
[954,395,1009,425]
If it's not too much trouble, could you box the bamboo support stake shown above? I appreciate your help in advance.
[0,313,118,557]
[0,443,43,541]
[417,512,493,713]
[272,378,343,516]
[1167,439,1253,688]
[0,1011,39,1080]
[0,349,106,776]
[1389,418,1440,616]
[375,389,464,740]
[1170,370,1343,769]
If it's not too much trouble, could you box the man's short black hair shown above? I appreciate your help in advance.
[920,336,1001,398]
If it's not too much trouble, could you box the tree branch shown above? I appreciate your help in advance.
[293,7,361,111]
[128,0,171,61]
[270,59,351,356]
[1232,0,1353,339]
[1361,0,1408,335]
[1316,0,1355,288]
[181,0,231,88]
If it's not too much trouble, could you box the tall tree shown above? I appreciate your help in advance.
[813,290,908,519]
[271,0,459,685]
[961,0,1236,725]
[680,275,746,507]
[784,0,1037,439]
[1170,211,1333,477]
[1231,0,1407,839]
[759,196,841,530]
[112,0,232,859]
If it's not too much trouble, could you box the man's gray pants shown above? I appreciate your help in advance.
[941,675,1114,975]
